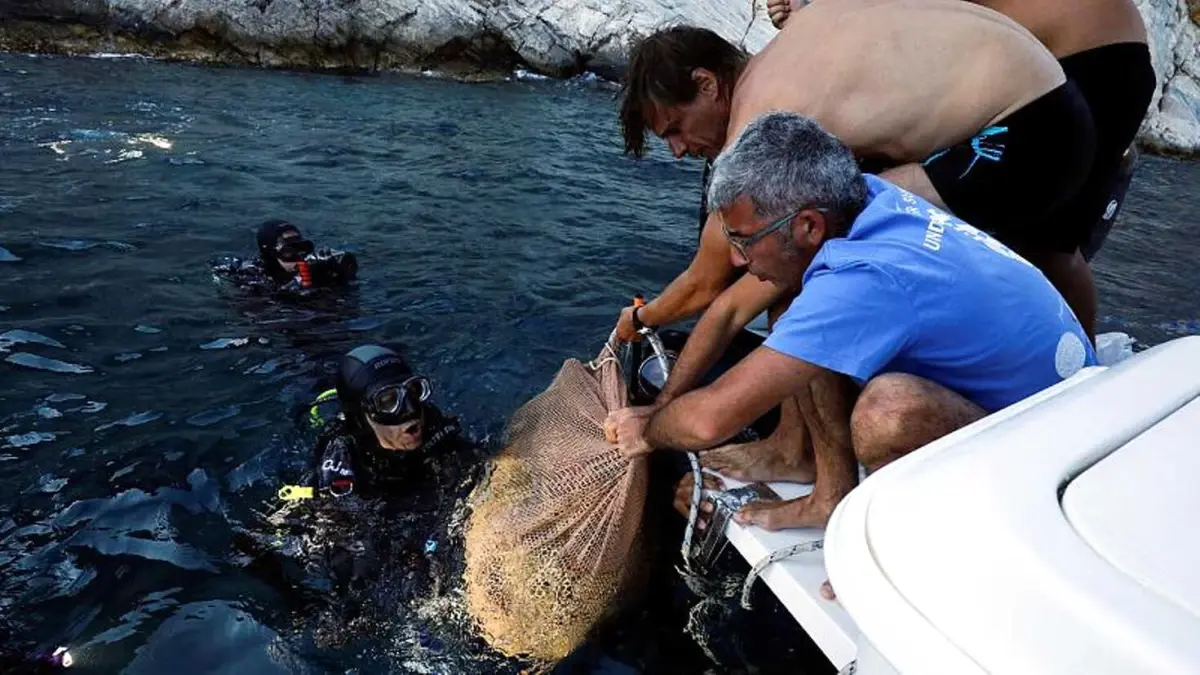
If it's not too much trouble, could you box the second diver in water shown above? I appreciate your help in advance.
[213,219,358,293]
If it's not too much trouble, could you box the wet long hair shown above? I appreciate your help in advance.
[619,26,748,158]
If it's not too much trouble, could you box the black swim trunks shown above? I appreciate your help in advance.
[1056,42,1157,260]
[922,81,1095,254]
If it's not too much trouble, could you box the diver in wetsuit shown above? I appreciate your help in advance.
[242,345,482,645]
[304,345,472,503]
[212,219,358,293]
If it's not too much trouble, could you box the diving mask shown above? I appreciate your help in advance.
[364,376,432,425]
[276,237,315,263]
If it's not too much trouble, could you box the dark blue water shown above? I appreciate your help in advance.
[1,52,1198,673]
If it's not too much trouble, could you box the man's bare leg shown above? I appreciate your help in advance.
[697,294,815,483]
[817,373,986,601]
[878,163,949,210]
[1024,248,1097,343]
[700,395,815,483]
[733,370,858,530]
[850,372,986,472]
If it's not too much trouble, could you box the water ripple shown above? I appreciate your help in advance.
[4,431,57,448]
[200,337,249,350]
[0,329,66,350]
[5,352,94,374]
[185,405,241,427]
[94,411,162,432]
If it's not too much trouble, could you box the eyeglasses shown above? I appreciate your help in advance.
[363,376,432,425]
[723,206,830,259]
[723,208,803,259]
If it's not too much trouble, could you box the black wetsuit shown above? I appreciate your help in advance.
[243,406,482,647]
[211,248,358,294]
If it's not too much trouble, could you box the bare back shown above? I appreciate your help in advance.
[730,0,1065,162]
[971,0,1147,58]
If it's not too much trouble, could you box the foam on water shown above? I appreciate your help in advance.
[513,69,550,81]
[87,52,151,60]
[0,246,21,262]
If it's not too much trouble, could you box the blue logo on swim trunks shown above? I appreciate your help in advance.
[960,126,1007,178]
[923,126,1008,179]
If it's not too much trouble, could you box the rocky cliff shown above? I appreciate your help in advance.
[1136,0,1200,155]
[0,0,775,80]
[0,0,1197,154]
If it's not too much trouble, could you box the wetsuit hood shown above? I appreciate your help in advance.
[336,345,416,430]
[256,219,302,283]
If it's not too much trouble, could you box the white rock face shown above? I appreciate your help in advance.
[9,0,774,77]
[1135,0,1200,154]
[0,0,1196,152]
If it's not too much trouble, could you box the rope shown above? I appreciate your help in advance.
[739,538,824,609]
[739,0,761,47]
[679,451,705,574]
[586,329,620,371]
[632,325,707,577]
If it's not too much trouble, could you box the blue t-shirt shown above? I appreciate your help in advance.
[764,175,1096,412]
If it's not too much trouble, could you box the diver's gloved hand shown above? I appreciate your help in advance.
[302,249,358,287]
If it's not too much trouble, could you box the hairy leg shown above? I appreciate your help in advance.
[701,395,815,483]
[824,372,985,600]
[700,293,814,483]
[734,370,858,530]
[850,372,986,472]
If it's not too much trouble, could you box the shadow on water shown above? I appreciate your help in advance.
[0,53,1197,673]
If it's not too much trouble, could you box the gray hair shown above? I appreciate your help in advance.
[707,111,867,235]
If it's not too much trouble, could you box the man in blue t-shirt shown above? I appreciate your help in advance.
[606,111,1095,531]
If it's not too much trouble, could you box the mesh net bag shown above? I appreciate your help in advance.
[463,346,650,663]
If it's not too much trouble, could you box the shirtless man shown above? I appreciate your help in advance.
[607,111,1095,531]
[617,2,1092,348]
[614,1,1093,493]
[767,0,1156,338]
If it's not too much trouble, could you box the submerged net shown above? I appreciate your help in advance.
[463,345,650,663]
